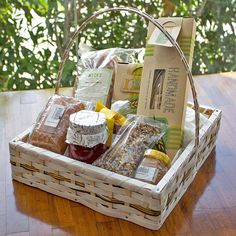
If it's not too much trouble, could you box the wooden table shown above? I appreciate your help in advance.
[1,72,236,236]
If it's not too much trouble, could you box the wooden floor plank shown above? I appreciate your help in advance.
[214,228,236,236]
[93,211,116,223]
[163,204,192,235]
[205,209,236,230]
[28,218,53,236]
[54,197,74,228]
[71,205,99,236]
[0,181,6,217]
[6,194,29,234]
[222,206,236,228]
[6,232,30,236]
[186,210,216,236]
[52,228,73,236]
[96,221,123,236]
[118,219,154,236]
[0,214,6,236]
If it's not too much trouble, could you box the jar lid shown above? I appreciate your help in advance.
[69,110,107,134]
[144,149,171,167]
[66,127,108,148]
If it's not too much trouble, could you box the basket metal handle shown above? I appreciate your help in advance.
[55,6,200,147]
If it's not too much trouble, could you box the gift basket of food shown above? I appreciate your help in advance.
[9,7,222,230]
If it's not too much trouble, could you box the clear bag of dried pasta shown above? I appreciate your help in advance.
[28,94,92,155]
[93,116,167,177]
[74,43,143,108]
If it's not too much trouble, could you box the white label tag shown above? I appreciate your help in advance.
[44,104,65,128]
[76,68,113,104]
[148,21,182,47]
[135,166,157,182]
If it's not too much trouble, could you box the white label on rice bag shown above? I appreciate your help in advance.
[44,104,65,127]
[135,166,157,182]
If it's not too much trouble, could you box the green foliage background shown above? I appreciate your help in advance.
[0,0,235,91]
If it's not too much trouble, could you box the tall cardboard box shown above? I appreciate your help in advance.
[137,17,196,158]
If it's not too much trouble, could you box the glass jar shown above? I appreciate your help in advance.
[135,149,171,184]
[66,110,108,163]
[68,143,108,164]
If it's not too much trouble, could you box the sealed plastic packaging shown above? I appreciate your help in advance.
[77,43,143,70]
[93,116,166,177]
[28,95,90,154]
[111,98,139,116]
[183,106,209,147]
[75,44,143,108]
[95,101,126,146]
[75,44,117,108]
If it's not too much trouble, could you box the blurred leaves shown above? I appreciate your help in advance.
[0,0,235,91]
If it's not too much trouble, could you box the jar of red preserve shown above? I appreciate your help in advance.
[66,110,108,164]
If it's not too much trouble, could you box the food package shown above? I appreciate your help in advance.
[113,63,143,101]
[137,17,196,158]
[75,44,142,108]
[93,116,166,177]
[66,110,109,164]
[95,101,126,146]
[183,106,209,147]
[66,110,108,147]
[28,94,91,154]
[111,97,139,116]
[135,149,171,184]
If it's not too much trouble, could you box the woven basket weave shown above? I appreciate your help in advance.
[9,7,222,230]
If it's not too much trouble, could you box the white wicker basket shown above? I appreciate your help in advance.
[9,7,222,230]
